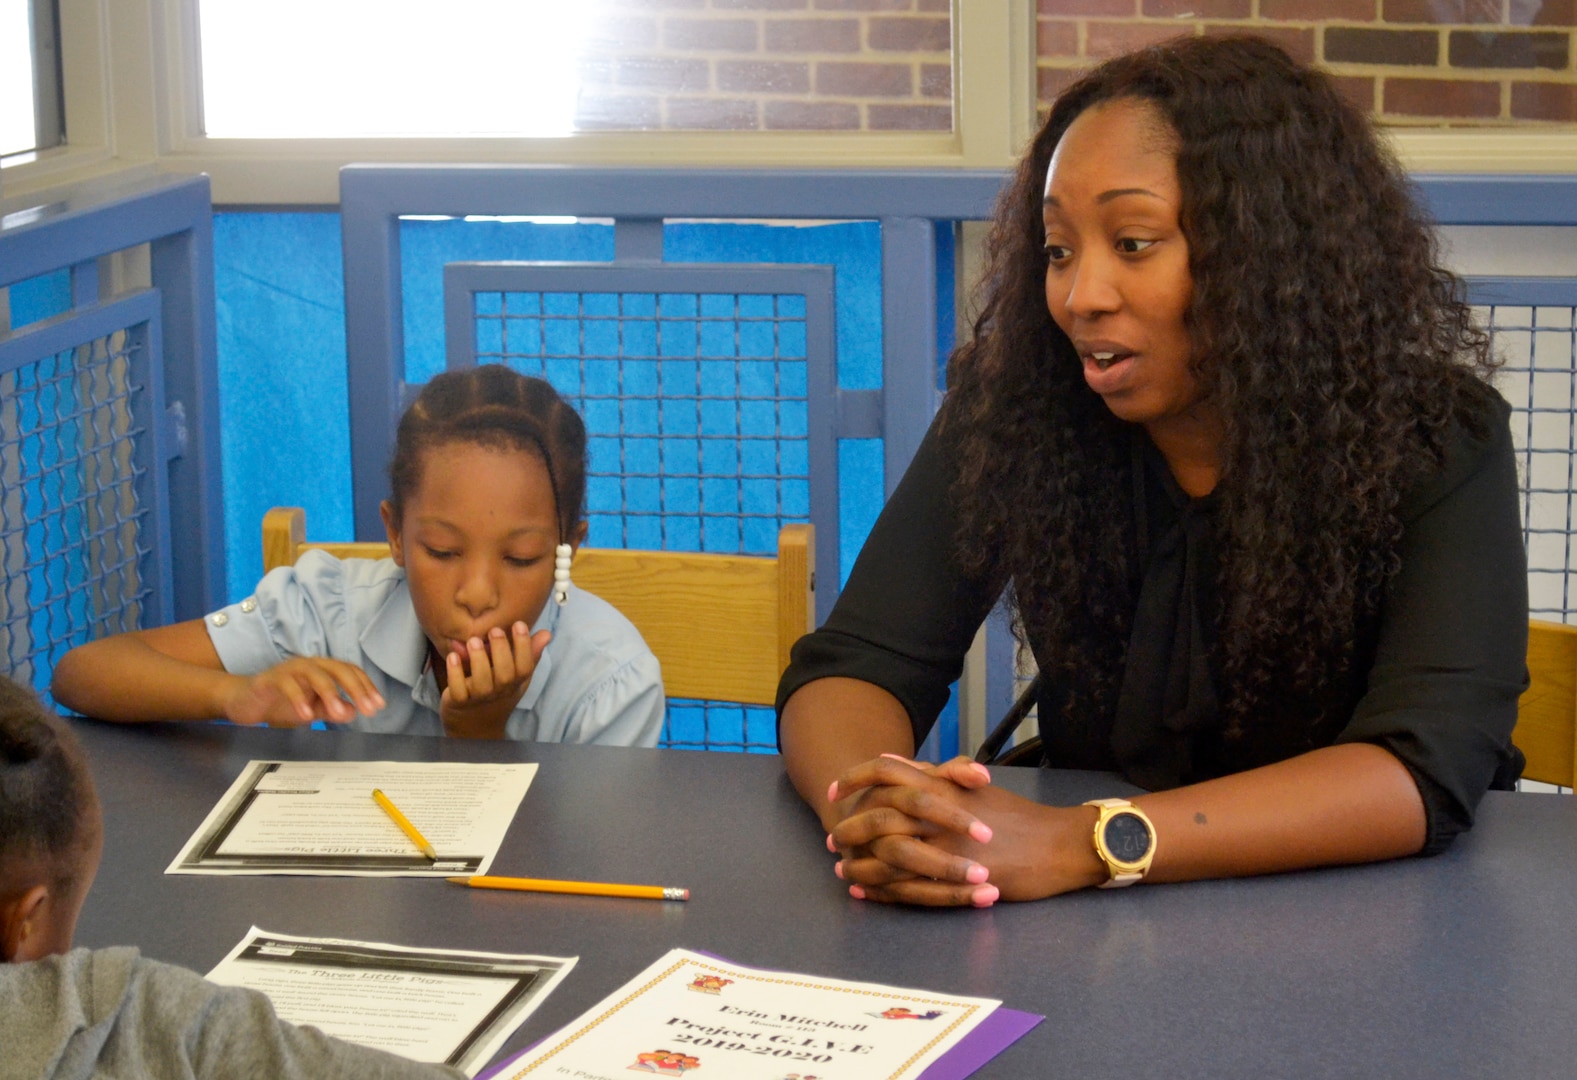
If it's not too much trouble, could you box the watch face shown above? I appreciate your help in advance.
[1103,811,1152,865]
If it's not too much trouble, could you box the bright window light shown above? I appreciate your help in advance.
[1,0,38,156]
[198,1,591,138]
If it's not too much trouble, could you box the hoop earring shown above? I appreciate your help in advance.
[554,543,572,605]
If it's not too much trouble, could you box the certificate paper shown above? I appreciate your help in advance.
[207,928,574,1077]
[493,948,1001,1080]
[167,760,535,876]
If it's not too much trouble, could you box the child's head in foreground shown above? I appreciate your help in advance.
[380,366,590,662]
[0,678,100,963]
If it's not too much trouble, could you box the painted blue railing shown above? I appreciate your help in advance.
[0,173,224,698]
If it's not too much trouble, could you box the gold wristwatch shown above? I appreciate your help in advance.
[1083,798,1157,888]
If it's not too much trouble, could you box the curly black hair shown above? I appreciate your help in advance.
[939,35,1498,738]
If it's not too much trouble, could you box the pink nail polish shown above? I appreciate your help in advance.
[826,833,836,853]
[971,885,1000,908]
[965,863,989,885]
[849,884,866,900]
[968,821,993,843]
[834,861,845,880]
[827,781,839,802]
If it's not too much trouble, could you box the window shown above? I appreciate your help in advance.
[195,0,953,137]
[1,0,63,160]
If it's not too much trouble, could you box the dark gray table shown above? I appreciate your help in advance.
[72,720,1577,1079]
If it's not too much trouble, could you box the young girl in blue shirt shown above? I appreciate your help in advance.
[51,366,664,746]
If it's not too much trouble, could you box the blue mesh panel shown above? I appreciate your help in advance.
[0,334,151,700]
[1489,303,1577,621]
[473,287,811,753]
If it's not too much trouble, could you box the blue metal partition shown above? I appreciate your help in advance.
[340,167,1004,537]
[443,261,837,600]
[0,174,223,696]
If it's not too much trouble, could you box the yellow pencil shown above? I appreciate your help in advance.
[372,788,438,861]
[447,875,689,901]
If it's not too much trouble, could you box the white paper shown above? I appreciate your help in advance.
[167,760,535,876]
[494,947,999,1080]
[206,927,576,1077]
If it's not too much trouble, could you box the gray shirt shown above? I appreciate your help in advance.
[0,947,464,1080]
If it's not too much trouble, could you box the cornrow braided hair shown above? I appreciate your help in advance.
[388,365,589,544]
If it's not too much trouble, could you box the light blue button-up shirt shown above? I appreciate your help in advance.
[204,551,664,746]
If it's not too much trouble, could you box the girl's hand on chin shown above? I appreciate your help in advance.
[439,623,552,738]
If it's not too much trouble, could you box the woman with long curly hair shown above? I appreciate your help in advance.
[776,35,1528,906]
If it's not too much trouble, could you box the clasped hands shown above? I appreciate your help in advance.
[825,754,1105,907]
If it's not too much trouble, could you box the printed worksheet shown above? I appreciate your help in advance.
[490,948,1003,1080]
[167,760,535,875]
[207,927,575,1076]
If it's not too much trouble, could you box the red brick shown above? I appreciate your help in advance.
[716,59,811,92]
[1037,64,1089,105]
[1511,81,1577,120]
[1261,0,1375,21]
[577,58,615,85]
[585,17,659,50]
[1324,27,1439,64]
[574,94,663,130]
[1202,24,1315,64]
[764,17,861,51]
[1038,0,1136,14]
[1143,0,1250,16]
[1378,0,1495,22]
[664,18,760,51]
[817,60,914,95]
[868,16,951,51]
[1037,19,1079,56]
[616,56,711,91]
[666,97,761,129]
[813,0,912,9]
[1382,77,1501,117]
[763,100,861,128]
[920,62,951,97]
[1449,30,1569,69]
[867,103,953,129]
[1086,21,1195,59]
[1532,0,1577,27]
[1330,73,1377,111]
[711,0,807,8]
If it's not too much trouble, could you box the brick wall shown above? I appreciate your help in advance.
[1036,0,1577,126]
[574,0,954,132]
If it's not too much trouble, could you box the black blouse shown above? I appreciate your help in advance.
[777,396,1529,854]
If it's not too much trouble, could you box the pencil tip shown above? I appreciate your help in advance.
[446,877,471,885]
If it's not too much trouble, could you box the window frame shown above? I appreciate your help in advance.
[2,0,1574,207]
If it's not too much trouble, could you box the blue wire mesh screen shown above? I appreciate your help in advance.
[447,264,837,753]
[1485,300,1577,622]
[0,329,153,700]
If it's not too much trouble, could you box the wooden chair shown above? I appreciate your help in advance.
[262,507,814,706]
[1518,619,1577,787]
[982,620,1577,786]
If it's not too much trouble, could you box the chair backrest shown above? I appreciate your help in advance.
[981,619,1577,785]
[1518,619,1577,787]
[262,507,814,706]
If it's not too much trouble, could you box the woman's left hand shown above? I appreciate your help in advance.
[439,622,551,738]
[828,755,1105,905]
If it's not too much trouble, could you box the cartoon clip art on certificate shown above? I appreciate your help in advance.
[870,1006,944,1020]
[629,1048,702,1073]
[687,974,733,994]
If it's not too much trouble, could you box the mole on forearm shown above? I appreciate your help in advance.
[1194,812,1208,825]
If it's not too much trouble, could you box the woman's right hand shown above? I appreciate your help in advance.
[221,657,385,727]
